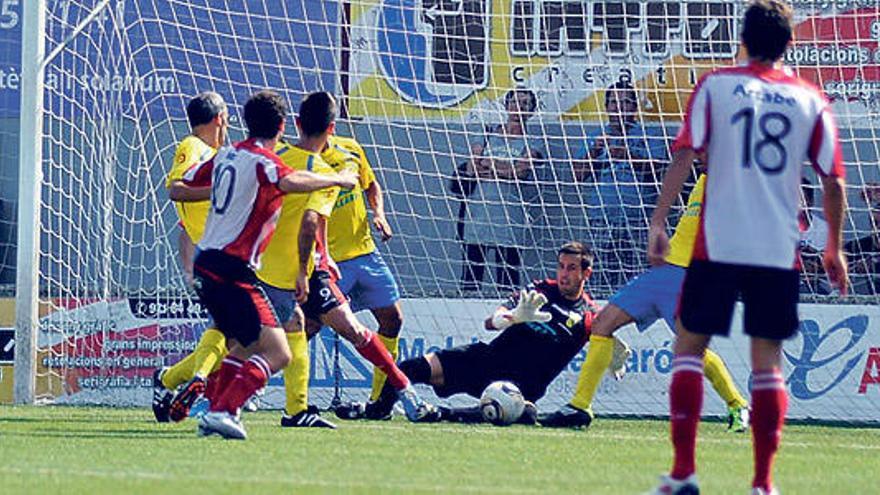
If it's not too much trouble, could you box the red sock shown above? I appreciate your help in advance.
[204,369,221,404]
[213,355,270,414]
[356,332,410,390]
[669,355,704,480]
[207,357,243,409]
[751,369,787,492]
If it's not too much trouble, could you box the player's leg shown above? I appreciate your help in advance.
[280,306,335,428]
[657,266,750,432]
[461,243,486,291]
[167,325,228,422]
[201,281,288,439]
[742,265,798,494]
[652,260,738,493]
[319,303,437,422]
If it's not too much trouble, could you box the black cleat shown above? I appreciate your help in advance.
[281,406,337,428]
[334,401,367,420]
[152,368,173,423]
[169,376,206,423]
[538,403,594,428]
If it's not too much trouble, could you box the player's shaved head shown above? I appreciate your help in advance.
[298,92,337,137]
[244,90,288,139]
[741,0,793,62]
[187,91,226,128]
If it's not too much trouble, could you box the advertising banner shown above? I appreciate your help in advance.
[21,295,880,423]
[349,1,880,127]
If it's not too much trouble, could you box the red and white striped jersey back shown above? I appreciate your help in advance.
[183,138,292,268]
[673,62,844,269]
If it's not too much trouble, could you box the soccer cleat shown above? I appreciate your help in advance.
[151,367,173,423]
[398,386,441,423]
[750,487,779,495]
[334,401,366,420]
[727,406,750,433]
[168,376,206,423]
[199,411,247,440]
[646,474,700,495]
[609,335,632,381]
[281,406,337,429]
[189,396,210,419]
[538,403,594,428]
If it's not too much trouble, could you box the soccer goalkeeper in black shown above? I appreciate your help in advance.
[337,241,628,424]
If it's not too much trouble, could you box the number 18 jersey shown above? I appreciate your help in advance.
[673,62,844,269]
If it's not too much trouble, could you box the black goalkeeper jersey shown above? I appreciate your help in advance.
[487,279,598,400]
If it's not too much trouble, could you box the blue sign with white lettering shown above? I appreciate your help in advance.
[0,0,339,119]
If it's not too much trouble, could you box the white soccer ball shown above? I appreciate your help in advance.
[479,381,526,426]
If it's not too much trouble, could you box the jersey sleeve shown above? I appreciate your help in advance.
[181,156,214,187]
[304,186,340,218]
[672,74,712,153]
[260,156,294,188]
[352,142,377,190]
[167,140,195,187]
[808,105,845,178]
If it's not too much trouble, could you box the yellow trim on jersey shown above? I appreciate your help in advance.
[666,174,706,267]
[167,135,216,243]
[321,135,377,262]
[256,143,340,290]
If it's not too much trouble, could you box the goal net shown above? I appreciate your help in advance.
[11,0,880,422]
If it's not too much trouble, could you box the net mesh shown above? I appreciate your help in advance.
[12,0,879,421]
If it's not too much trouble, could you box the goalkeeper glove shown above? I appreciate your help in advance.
[607,335,632,381]
[491,289,552,330]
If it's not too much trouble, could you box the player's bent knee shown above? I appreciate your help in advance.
[374,304,403,337]
[592,304,632,337]
[425,353,445,387]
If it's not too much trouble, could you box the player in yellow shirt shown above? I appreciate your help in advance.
[317,134,409,420]
[539,174,750,430]
[255,92,437,427]
[152,92,231,423]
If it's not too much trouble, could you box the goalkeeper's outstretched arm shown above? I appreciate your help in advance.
[485,289,551,330]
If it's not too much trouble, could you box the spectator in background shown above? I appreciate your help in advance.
[799,177,832,294]
[845,183,880,294]
[458,88,543,293]
[572,81,668,290]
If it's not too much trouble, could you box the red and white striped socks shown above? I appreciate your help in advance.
[669,355,705,480]
[751,368,787,492]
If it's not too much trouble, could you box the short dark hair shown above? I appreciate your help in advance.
[243,90,288,139]
[605,80,637,108]
[558,241,593,270]
[298,91,337,137]
[504,88,538,113]
[186,91,226,128]
[741,0,793,62]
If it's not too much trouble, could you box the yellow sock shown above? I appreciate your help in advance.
[161,352,197,390]
[283,331,310,416]
[160,328,227,389]
[570,335,615,411]
[191,328,228,378]
[370,334,399,402]
[704,349,748,408]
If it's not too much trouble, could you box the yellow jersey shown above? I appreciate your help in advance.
[321,135,377,262]
[256,143,340,289]
[167,135,216,243]
[666,174,706,268]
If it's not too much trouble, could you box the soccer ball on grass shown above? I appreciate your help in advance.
[480,381,526,426]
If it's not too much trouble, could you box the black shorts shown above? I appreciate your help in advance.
[302,270,347,320]
[679,260,800,340]
[193,250,279,347]
[433,343,544,402]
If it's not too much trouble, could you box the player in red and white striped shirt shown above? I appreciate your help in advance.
[183,90,357,439]
[646,2,848,494]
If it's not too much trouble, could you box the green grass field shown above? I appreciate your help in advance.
[0,406,876,494]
